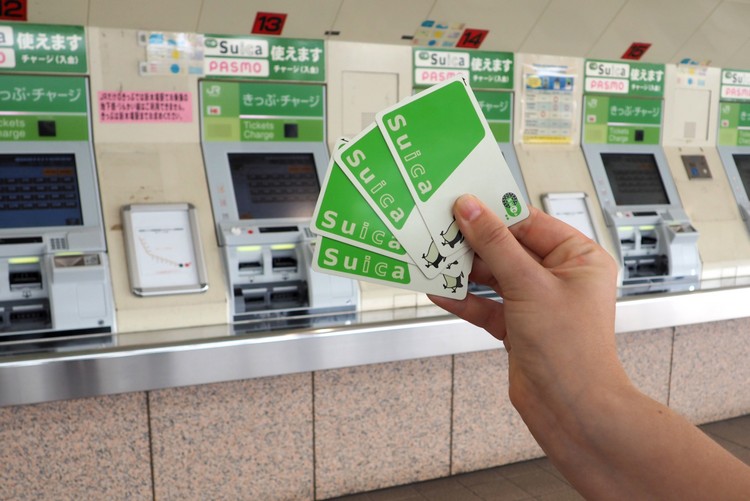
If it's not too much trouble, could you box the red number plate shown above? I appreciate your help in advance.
[252,12,287,35]
[621,43,651,61]
[456,29,488,49]
[0,0,27,21]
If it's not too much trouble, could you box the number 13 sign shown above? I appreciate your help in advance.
[252,12,287,36]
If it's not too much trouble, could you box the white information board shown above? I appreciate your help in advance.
[122,203,208,296]
[542,192,601,243]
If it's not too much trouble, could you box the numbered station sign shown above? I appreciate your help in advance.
[252,12,287,35]
[456,29,488,49]
[0,0,26,21]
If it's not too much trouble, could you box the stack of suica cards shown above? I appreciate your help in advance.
[309,76,529,300]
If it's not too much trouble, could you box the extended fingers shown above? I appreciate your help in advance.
[454,195,547,294]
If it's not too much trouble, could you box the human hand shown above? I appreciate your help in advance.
[429,194,631,416]
[431,195,750,499]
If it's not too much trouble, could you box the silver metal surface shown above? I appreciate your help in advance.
[1,284,750,408]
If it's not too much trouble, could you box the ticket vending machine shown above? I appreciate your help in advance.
[581,60,701,295]
[0,75,115,338]
[513,54,616,254]
[663,65,750,282]
[719,153,750,232]
[582,147,700,294]
[200,80,358,326]
[714,68,750,281]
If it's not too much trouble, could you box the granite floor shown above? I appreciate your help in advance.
[327,414,750,501]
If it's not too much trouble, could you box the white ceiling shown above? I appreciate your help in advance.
[20,0,750,69]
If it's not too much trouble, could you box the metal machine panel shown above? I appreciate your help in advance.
[0,144,115,337]
[582,143,701,294]
[200,81,358,325]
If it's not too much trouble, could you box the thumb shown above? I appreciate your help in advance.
[454,194,545,294]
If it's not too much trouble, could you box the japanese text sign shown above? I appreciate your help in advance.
[98,92,193,123]
[584,59,665,98]
[201,80,324,142]
[0,23,87,74]
[203,34,324,82]
[0,74,89,141]
[583,95,662,145]
[413,48,513,90]
[720,69,750,102]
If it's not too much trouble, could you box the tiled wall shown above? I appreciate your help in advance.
[1,321,747,500]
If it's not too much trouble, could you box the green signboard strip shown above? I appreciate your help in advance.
[0,23,87,74]
[718,101,750,146]
[202,80,324,142]
[583,95,661,145]
[203,35,324,82]
[584,59,665,98]
[474,90,512,142]
[413,48,514,90]
[0,75,89,141]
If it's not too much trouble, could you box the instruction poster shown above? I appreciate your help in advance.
[521,64,576,144]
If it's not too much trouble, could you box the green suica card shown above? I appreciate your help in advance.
[334,124,470,279]
[312,236,468,300]
[377,76,529,257]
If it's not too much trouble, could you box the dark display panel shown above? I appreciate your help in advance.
[0,154,83,229]
[601,153,670,206]
[228,153,320,220]
[732,154,750,198]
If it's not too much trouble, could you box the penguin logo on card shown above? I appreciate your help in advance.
[444,257,459,270]
[442,272,465,293]
[502,193,521,219]
[422,241,446,269]
[439,217,465,248]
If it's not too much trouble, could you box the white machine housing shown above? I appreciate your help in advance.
[582,144,701,295]
[201,139,359,326]
[0,141,115,338]
[663,64,750,282]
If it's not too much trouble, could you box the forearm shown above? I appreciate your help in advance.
[519,382,750,500]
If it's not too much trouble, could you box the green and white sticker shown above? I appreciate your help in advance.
[334,123,469,278]
[312,236,468,300]
[377,76,529,256]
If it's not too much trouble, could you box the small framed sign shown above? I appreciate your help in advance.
[122,203,208,297]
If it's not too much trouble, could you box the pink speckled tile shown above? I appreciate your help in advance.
[452,349,543,475]
[616,328,673,405]
[0,392,151,501]
[670,318,750,424]
[150,374,313,501]
[314,357,452,499]
[452,329,672,475]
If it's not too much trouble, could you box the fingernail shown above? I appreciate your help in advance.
[456,195,482,222]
